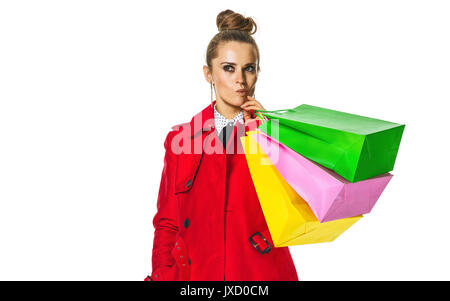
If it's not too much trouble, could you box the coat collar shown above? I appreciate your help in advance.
[187,100,257,138]
[171,100,263,147]
[171,101,216,137]
[188,100,216,138]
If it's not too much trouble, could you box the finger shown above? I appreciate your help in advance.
[243,110,251,121]
[243,109,251,117]
[241,103,261,110]
[241,100,258,106]
[246,95,261,104]
[242,105,263,111]
[242,99,264,110]
[243,96,259,103]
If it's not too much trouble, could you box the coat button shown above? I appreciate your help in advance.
[188,258,191,265]
[186,179,192,188]
[184,218,190,228]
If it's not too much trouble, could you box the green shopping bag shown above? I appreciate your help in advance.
[257,104,405,183]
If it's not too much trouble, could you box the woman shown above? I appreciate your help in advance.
[145,9,299,281]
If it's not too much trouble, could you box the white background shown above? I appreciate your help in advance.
[0,0,449,280]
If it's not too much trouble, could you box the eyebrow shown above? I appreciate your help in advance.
[221,62,256,66]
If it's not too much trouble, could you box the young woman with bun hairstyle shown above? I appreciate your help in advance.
[145,9,299,281]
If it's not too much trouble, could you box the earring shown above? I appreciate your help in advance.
[210,81,215,109]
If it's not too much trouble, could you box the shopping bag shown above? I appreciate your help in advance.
[251,130,393,222]
[240,131,362,247]
[257,104,405,182]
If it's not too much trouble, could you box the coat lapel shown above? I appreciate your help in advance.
[173,102,216,194]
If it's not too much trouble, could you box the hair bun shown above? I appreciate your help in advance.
[216,9,257,35]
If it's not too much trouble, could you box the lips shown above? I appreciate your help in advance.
[236,89,247,94]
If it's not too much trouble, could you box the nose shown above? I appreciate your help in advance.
[236,71,246,86]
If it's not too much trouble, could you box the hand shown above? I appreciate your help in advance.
[241,96,266,125]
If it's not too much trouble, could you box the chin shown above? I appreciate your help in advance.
[226,95,247,107]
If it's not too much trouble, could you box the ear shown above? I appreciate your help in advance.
[203,65,212,84]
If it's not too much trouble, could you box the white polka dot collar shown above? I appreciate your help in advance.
[213,103,244,135]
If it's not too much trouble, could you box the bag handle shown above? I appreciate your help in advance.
[255,108,291,114]
[255,109,292,121]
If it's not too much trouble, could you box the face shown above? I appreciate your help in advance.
[204,41,259,108]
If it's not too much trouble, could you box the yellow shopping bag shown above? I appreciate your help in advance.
[241,131,362,247]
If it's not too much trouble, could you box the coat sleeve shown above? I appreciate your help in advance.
[149,130,179,281]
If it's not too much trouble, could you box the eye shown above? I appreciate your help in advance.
[224,65,234,72]
[246,65,256,72]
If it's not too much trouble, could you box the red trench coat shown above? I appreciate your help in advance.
[146,101,299,281]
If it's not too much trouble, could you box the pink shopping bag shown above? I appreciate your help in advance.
[251,131,393,222]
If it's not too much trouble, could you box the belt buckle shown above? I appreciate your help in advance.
[249,232,272,255]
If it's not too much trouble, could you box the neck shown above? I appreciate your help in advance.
[215,99,242,120]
